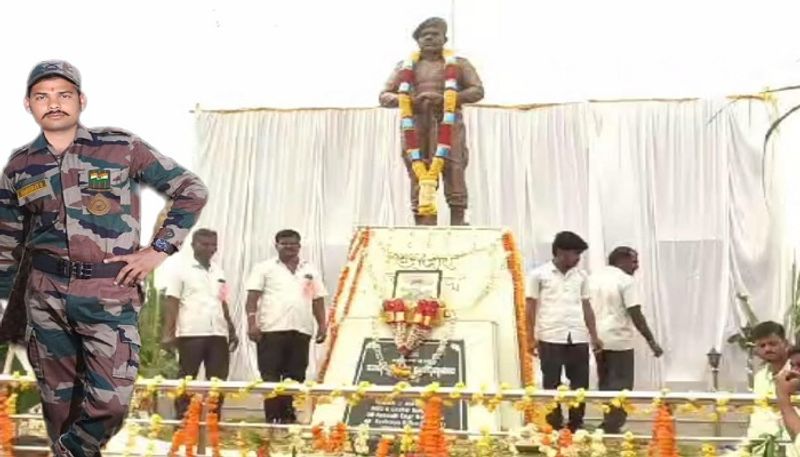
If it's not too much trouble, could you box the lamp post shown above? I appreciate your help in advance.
[707,347,722,436]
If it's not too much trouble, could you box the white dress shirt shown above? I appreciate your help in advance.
[245,257,328,336]
[526,261,590,344]
[589,265,641,351]
[165,258,229,338]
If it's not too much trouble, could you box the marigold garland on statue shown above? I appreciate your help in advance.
[398,50,460,216]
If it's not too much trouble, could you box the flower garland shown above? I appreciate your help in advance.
[169,394,202,457]
[375,435,394,457]
[502,231,536,422]
[235,425,249,457]
[589,429,607,457]
[144,414,163,457]
[353,423,370,455]
[398,50,459,216]
[701,443,718,457]
[419,396,449,457]
[311,423,329,451]
[476,429,495,457]
[123,420,141,457]
[317,228,371,381]
[370,306,456,381]
[327,422,348,453]
[0,389,16,457]
[206,393,222,457]
[556,428,574,457]
[620,431,637,457]
[648,404,678,457]
[377,297,453,379]
[400,424,416,455]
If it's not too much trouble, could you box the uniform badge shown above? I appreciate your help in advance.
[87,194,111,215]
[16,180,47,200]
[88,169,111,191]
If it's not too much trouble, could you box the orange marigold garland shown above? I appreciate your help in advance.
[318,228,371,381]
[0,389,16,457]
[418,396,449,457]
[167,419,185,456]
[648,404,678,457]
[556,428,574,457]
[326,422,348,453]
[311,423,329,451]
[169,394,203,457]
[206,394,222,457]
[502,231,536,422]
[375,435,394,457]
[257,444,271,457]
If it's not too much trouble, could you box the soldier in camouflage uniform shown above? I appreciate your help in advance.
[0,60,208,457]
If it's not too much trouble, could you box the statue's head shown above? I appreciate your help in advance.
[413,17,448,53]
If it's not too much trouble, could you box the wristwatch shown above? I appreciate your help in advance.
[151,238,178,255]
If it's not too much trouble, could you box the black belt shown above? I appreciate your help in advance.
[32,253,125,280]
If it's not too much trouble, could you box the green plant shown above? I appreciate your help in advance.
[783,259,800,346]
[727,293,759,351]
[137,272,179,378]
[0,344,41,412]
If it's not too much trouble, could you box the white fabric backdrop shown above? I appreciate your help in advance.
[183,99,790,390]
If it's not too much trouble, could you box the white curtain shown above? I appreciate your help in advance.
[189,99,789,391]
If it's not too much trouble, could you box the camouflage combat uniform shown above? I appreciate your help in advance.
[0,125,208,456]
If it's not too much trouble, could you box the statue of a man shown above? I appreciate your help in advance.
[379,17,484,226]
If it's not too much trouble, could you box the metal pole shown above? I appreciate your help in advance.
[712,365,721,437]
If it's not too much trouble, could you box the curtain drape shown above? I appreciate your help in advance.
[179,99,788,390]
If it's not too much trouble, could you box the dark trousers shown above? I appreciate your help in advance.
[174,336,230,419]
[596,349,635,433]
[256,330,311,423]
[539,340,589,431]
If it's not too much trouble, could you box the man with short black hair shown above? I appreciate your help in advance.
[747,321,794,448]
[0,60,207,457]
[526,231,602,432]
[162,228,237,419]
[590,246,662,433]
[245,229,328,423]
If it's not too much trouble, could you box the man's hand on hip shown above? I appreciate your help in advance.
[105,247,169,287]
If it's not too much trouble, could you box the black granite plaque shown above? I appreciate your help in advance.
[343,338,467,430]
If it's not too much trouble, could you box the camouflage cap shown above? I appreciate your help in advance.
[27,60,81,93]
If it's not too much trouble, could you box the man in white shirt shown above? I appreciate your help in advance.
[775,347,800,454]
[590,246,662,433]
[747,321,794,446]
[526,231,603,432]
[162,229,238,418]
[245,229,328,424]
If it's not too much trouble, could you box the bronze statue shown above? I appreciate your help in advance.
[379,17,484,226]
